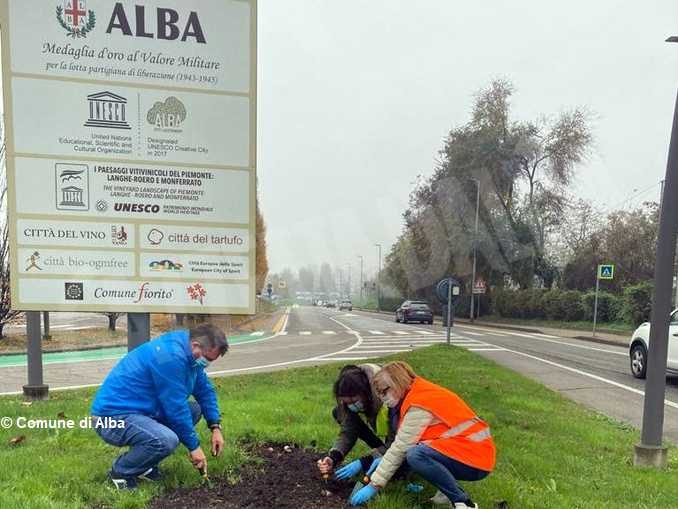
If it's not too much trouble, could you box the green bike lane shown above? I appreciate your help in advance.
[0,331,273,368]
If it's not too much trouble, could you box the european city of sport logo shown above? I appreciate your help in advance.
[56,1,96,39]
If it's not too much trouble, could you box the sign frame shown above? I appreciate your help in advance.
[598,264,615,280]
[0,0,258,314]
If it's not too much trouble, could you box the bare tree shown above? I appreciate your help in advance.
[0,145,21,339]
[101,312,123,331]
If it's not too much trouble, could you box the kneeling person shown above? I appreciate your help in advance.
[351,361,496,509]
[91,324,228,489]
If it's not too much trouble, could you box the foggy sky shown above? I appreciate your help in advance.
[257,0,678,277]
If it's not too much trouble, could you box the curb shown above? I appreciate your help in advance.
[0,343,127,358]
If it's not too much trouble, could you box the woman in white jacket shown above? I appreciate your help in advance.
[349,361,496,509]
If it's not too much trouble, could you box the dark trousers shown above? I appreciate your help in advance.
[406,444,489,503]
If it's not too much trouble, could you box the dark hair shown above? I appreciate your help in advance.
[333,365,376,418]
[189,323,229,357]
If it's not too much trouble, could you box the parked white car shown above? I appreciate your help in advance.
[629,309,678,379]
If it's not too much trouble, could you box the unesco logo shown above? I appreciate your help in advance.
[64,282,84,301]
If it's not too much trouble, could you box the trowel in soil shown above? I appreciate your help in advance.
[199,465,213,488]
[349,479,365,501]
[349,474,371,501]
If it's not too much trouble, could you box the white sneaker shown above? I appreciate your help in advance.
[430,490,452,506]
[454,501,479,509]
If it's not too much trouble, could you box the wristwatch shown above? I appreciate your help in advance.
[209,423,222,431]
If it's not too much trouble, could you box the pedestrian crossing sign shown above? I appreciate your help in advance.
[598,264,614,280]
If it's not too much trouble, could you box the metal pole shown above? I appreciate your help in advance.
[446,279,452,346]
[42,311,51,340]
[375,244,382,312]
[127,312,151,352]
[634,88,678,468]
[23,311,48,400]
[470,179,480,322]
[358,255,364,301]
[592,275,600,337]
[347,264,352,298]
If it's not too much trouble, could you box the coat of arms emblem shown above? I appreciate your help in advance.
[56,1,96,38]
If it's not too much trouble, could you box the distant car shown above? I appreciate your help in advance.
[395,301,433,324]
[629,309,678,379]
[339,300,353,311]
[325,300,337,308]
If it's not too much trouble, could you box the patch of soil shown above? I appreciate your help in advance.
[150,444,354,509]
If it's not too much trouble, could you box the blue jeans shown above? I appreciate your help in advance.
[406,444,489,503]
[94,400,202,477]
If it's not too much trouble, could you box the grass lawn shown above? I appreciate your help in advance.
[0,345,675,509]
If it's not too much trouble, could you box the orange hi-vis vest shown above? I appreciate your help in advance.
[399,377,496,472]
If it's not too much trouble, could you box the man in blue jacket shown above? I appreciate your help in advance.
[91,323,228,490]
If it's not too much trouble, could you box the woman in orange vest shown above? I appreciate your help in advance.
[349,361,496,509]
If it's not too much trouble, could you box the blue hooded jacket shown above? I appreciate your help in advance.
[91,330,221,451]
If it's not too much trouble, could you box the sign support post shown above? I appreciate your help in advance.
[127,313,151,352]
[23,311,48,400]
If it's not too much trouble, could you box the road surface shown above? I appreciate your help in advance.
[1,305,677,445]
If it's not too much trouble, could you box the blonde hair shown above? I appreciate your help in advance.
[373,361,417,395]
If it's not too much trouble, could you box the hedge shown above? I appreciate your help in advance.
[492,284,653,325]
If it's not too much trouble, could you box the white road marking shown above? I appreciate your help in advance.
[368,330,385,335]
[531,333,563,339]
[475,341,678,410]
[279,331,288,336]
[299,331,312,335]
[468,347,507,352]
[322,331,337,335]
[250,331,265,337]
[413,330,436,335]
[345,349,412,354]
[456,325,628,356]
[393,331,410,335]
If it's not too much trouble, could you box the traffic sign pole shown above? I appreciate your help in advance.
[446,278,452,346]
[593,276,600,337]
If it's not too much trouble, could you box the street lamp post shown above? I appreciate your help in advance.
[375,243,382,312]
[634,36,678,468]
[357,255,364,301]
[469,178,480,322]
[346,263,352,298]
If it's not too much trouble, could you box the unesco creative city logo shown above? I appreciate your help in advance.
[56,1,96,39]
[147,97,187,131]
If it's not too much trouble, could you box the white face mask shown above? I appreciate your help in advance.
[382,393,399,408]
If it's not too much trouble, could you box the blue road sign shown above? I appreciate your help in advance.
[436,277,461,304]
[598,264,615,280]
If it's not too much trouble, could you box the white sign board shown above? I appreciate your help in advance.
[1,0,257,314]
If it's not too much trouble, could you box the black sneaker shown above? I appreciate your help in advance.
[138,466,162,482]
[108,470,138,490]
